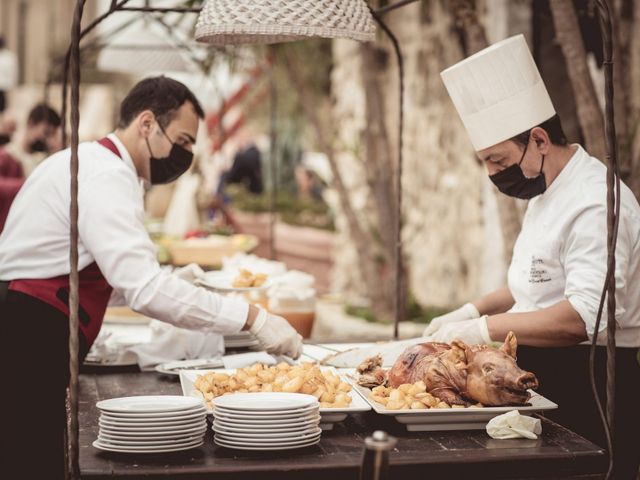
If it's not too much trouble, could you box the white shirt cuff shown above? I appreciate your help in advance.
[214,296,249,335]
[567,295,607,339]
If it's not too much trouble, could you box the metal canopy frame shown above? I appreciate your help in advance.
[60,1,620,479]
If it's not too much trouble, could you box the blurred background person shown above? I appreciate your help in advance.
[0,104,61,233]
[2,103,62,178]
[218,127,264,196]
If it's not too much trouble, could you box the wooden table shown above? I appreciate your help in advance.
[79,371,607,479]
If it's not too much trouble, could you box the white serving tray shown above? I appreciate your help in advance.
[179,367,370,430]
[349,379,557,431]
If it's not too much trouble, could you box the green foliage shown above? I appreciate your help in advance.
[228,185,334,231]
[345,297,449,325]
[345,305,379,323]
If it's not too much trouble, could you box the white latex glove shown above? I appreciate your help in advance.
[423,302,480,336]
[430,316,492,345]
[250,308,303,359]
[173,263,205,283]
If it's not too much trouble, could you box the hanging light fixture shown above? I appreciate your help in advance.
[194,0,376,44]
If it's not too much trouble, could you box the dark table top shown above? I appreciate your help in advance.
[79,371,607,479]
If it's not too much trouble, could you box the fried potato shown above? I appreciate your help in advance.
[366,380,485,410]
[194,363,353,409]
[232,269,269,288]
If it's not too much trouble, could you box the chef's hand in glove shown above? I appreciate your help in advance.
[423,302,480,336]
[430,316,492,345]
[249,308,303,359]
[174,263,206,283]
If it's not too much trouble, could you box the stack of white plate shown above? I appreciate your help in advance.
[223,331,260,349]
[94,396,207,453]
[212,393,321,451]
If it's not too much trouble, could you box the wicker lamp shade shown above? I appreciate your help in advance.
[195,0,376,45]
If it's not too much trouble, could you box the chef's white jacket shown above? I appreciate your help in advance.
[0,133,248,334]
[508,145,640,347]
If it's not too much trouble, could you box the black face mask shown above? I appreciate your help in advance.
[29,139,48,153]
[489,140,546,199]
[146,126,193,185]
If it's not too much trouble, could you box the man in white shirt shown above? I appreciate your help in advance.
[0,76,302,478]
[431,35,639,478]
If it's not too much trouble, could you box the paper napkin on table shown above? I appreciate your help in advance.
[486,410,542,439]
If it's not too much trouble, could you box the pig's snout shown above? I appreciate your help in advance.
[516,372,538,391]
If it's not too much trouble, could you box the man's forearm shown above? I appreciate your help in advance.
[473,286,515,316]
[486,300,588,346]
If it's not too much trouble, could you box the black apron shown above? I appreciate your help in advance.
[0,137,123,479]
[517,344,640,479]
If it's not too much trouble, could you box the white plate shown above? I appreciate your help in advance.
[214,436,320,450]
[196,272,272,292]
[213,393,318,411]
[224,339,261,349]
[155,358,224,376]
[97,435,204,447]
[97,395,202,414]
[214,434,321,447]
[93,439,203,453]
[224,332,253,340]
[99,424,206,437]
[99,419,205,432]
[100,407,206,420]
[99,414,205,427]
[214,403,318,418]
[213,412,319,425]
[212,423,320,436]
[351,381,558,431]
[98,433,205,446]
[213,416,320,429]
[214,428,321,442]
[214,411,320,423]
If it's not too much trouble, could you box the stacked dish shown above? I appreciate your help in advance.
[94,396,207,453]
[223,331,260,350]
[212,393,321,451]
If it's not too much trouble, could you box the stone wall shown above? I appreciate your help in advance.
[328,1,510,311]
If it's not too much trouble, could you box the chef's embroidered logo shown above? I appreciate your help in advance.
[529,256,552,283]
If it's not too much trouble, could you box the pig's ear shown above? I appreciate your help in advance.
[450,340,469,364]
[500,331,518,358]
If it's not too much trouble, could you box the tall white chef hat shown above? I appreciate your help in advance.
[440,34,555,151]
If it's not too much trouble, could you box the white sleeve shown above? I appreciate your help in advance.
[78,169,248,334]
[563,203,630,340]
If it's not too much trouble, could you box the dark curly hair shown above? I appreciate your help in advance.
[117,76,204,129]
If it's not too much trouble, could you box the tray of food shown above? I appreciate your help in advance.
[344,332,557,431]
[180,362,370,430]
[195,269,272,292]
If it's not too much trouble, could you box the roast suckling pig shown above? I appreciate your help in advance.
[357,332,538,406]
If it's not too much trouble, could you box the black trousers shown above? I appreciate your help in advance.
[517,345,640,480]
[0,288,88,480]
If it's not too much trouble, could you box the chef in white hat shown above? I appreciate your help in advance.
[429,34,639,478]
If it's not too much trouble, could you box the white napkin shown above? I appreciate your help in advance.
[125,320,224,371]
[486,410,542,439]
[221,351,282,369]
[86,324,151,365]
